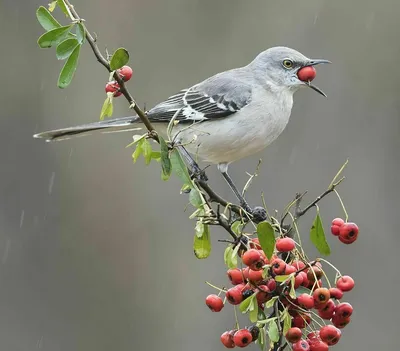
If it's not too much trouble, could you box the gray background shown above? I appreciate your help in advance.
[0,0,398,350]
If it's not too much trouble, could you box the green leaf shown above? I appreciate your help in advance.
[257,327,266,351]
[249,305,259,323]
[274,275,290,283]
[56,38,79,60]
[282,309,292,336]
[310,212,331,255]
[265,296,278,309]
[57,43,80,88]
[57,0,69,16]
[195,220,205,238]
[193,224,211,259]
[37,25,73,48]
[159,136,171,181]
[170,149,193,187]
[289,275,296,299]
[48,1,57,12]
[142,139,153,165]
[239,295,256,313]
[36,6,61,31]
[132,139,144,163]
[258,308,267,322]
[257,221,275,260]
[189,188,203,208]
[100,94,113,120]
[231,221,243,235]
[268,320,279,343]
[223,246,237,269]
[76,23,85,44]
[151,151,161,162]
[295,286,312,297]
[110,48,129,70]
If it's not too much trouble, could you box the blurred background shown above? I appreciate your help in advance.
[0,0,399,350]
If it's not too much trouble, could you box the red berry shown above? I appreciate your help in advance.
[286,327,303,343]
[242,249,264,270]
[271,258,287,275]
[205,294,224,312]
[117,65,133,82]
[276,237,296,252]
[313,288,330,305]
[308,338,329,351]
[317,299,335,319]
[220,331,235,348]
[307,266,323,281]
[332,314,351,329]
[292,312,311,328]
[319,325,341,345]
[226,287,243,305]
[330,218,345,236]
[233,329,253,347]
[339,222,359,244]
[105,81,122,97]
[256,285,270,303]
[227,268,244,285]
[292,339,310,351]
[298,293,315,309]
[299,271,309,287]
[292,260,306,271]
[285,264,297,275]
[336,275,355,292]
[248,269,264,282]
[293,274,304,289]
[334,302,353,319]
[297,66,317,82]
[329,287,344,300]
[267,278,277,292]
[249,238,261,249]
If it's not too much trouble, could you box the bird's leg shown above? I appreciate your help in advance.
[176,145,208,181]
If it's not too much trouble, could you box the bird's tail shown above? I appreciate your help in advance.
[33,115,141,142]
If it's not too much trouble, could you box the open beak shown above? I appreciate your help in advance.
[304,59,331,97]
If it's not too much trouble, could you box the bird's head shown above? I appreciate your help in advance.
[251,46,331,96]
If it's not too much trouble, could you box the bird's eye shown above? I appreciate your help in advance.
[282,59,294,69]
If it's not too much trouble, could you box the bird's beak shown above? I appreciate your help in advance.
[304,59,331,97]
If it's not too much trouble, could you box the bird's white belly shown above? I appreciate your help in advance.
[171,91,293,165]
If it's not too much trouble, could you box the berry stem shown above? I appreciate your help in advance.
[205,281,226,293]
[334,189,349,222]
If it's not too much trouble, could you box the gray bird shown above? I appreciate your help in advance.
[34,46,330,212]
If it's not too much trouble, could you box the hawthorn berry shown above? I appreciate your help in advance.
[339,222,359,244]
[286,327,303,343]
[319,325,341,345]
[297,66,317,82]
[294,273,304,289]
[329,287,344,300]
[256,285,270,303]
[307,266,323,281]
[292,312,311,328]
[105,81,122,97]
[117,65,133,82]
[285,264,297,275]
[205,294,224,312]
[313,288,330,306]
[317,299,335,319]
[292,339,310,351]
[276,237,296,252]
[307,338,329,351]
[336,275,355,292]
[271,258,287,275]
[233,329,253,347]
[334,302,353,319]
[227,268,244,285]
[298,293,315,309]
[299,271,309,287]
[330,218,345,236]
[292,260,306,270]
[226,287,243,305]
[242,249,264,271]
[249,238,261,249]
[248,269,263,282]
[248,325,260,341]
[220,331,235,348]
[332,314,351,329]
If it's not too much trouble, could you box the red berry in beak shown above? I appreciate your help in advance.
[297,66,317,82]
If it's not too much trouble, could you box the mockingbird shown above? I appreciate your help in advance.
[34,46,330,212]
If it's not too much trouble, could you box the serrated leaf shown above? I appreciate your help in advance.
[57,0,69,16]
[142,139,153,165]
[48,1,57,12]
[170,149,193,187]
[37,6,61,31]
[257,327,266,351]
[56,38,79,60]
[257,221,275,260]
[132,139,144,163]
[239,295,256,313]
[231,221,243,235]
[76,23,85,44]
[295,286,312,297]
[193,224,211,259]
[268,320,279,343]
[265,296,278,309]
[274,275,290,283]
[159,136,171,181]
[37,25,73,48]
[110,48,129,70]
[189,188,202,208]
[57,43,80,88]
[282,309,292,336]
[310,212,331,255]
[100,94,113,120]
[249,305,259,323]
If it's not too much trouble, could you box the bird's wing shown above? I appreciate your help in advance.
[146,72,253,123]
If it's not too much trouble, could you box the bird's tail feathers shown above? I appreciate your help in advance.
[33,116,141,142]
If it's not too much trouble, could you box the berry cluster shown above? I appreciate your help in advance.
[104,65,133,97]
[205,220,358,350]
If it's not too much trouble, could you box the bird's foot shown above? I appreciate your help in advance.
[190,165,209,182]
[239,203,268,223]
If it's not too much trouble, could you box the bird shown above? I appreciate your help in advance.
[34,46,330,212]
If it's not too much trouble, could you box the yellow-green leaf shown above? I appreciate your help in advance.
[249,305,259,323]
[274,275,290,283]
[257,221,275,260]
[170,149,193,187]
[57,43,80,88]
[282,309,291,336]
[100,94,113,120]
[57,0,69,16]
[76,23,85,44]
[193,224,211,259]
[37,6,61,31]
[37,25,72,48]
[159,136,171,181]
[48,1,57,12]
[142,139,153,165]
[132,139,144,163]
[310,212,331,255]
[268,320,279,343]
[110,48,129,70]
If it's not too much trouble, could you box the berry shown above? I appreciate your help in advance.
[227,268,244,285]
[271,258,287,275]
[299,271,309,287]
[313,288,330,306]
[292,312,311,328]
[334,302,353,319]
[297,66,317,82]
[226,287,243,305]
[307,338,329,351]
[294,273,304,289]
[242,249,264,271]
[267,278,277,292]
[205,294,224,312]
[285,264,297,275]
[332,314,351,329]
[330,218,344,236]
[329,287,344,300]
[242,289,254,299]
[276,237,296,252]
[256,285,270,303]
[317,299,335,319]
[292,260,306,270]
[298,293,315,309]
[336,275,355,292]
[233,329,253,347]
[286,327,303,343]
[249,238,261,249]
[319,325,341,345]
[339,222,359,244]
[248,325,260,341]
[220,331,235,348]
[117,65,133,82]
[292,339,310,351]
[248,269,264,282]
[105,81,122,97]
[307,266,323,281]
